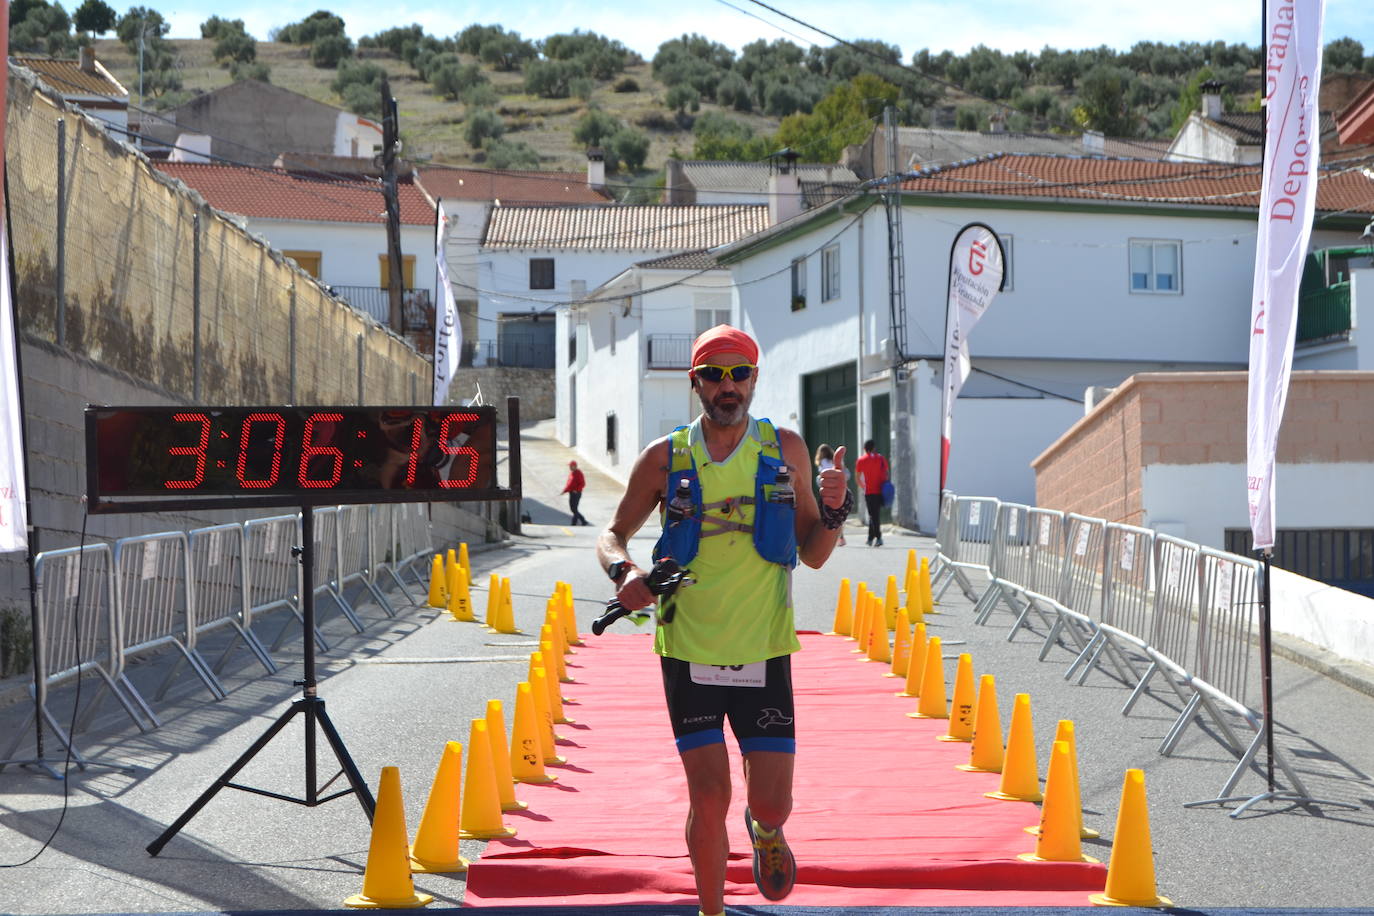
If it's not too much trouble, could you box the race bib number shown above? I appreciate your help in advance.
[690,661,766,687]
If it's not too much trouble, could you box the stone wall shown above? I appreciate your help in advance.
[444,366,554,424]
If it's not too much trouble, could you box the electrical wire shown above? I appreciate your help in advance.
[0,511,88,868]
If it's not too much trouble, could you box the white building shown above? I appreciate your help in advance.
[706,153,1374,531]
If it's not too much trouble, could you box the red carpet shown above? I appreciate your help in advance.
[463,632,1106,907]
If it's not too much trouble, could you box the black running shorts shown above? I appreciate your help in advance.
[659,655,796,754]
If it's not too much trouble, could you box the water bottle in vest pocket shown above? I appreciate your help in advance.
[753,452,798,567]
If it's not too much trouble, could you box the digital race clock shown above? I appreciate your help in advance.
[85,405,514,513]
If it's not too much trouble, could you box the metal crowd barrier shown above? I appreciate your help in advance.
[12,504,445,766]
[939,491,1305,800]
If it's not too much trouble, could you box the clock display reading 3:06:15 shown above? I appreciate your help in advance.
[91,407,498,498]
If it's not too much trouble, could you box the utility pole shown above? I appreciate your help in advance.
[883,106,918,531]
[380,77,404,334]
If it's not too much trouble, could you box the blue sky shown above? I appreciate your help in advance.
[158,0,1373,60]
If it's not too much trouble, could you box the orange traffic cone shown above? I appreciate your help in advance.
[426,555,447,608]
[920,557,936,613]
[1020,740,1098,863]
[560,582,584,646]
[886,607,912,678]
[904,549,919,594]
[938,653,976,741]
[458,719,516,839]
[540,641,575,724]
[904,565,923,625]
[492,577,518,634]
[986,693,1042,802]
[458,541,471,582]
[485,699,528,813]
[909,636,948,719]
[540,625,570,685]
[344,766,433,908]
[484,573,500,626]
[897,622,928,698]
[510,682,556,785]
[409,742,469,874]
[958,674,1005,773]
[1089,770,1172,907]
[829,578,853,636]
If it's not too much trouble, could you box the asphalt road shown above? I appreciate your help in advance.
[3,419,1374,912]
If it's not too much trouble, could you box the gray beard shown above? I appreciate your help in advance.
[698,387,752,426]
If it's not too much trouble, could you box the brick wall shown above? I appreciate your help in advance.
[1033,370,1374,521]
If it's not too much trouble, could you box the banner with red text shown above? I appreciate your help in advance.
[940,222,1005,492]
[1,4,30,553]
[432,199,462,406]
[1247,0,1326,551]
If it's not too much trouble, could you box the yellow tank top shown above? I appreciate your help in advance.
[653,417,801,665]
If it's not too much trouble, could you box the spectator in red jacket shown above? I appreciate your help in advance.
[854,440,888,547]
[562,460,589,526]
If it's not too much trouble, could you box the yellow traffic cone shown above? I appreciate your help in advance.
[530,666,568,765]
[897,622,927,697]
[409,741,469,874]
[446,564,472,622]
[1089,770,1172,907]
[446,547,458,582]
[882,575,900,630]
[1028,720,1098,839]
[540,640,575,724]
[909,636,948,719]
[499,577,520,634]
[904,565,923,625]
[510,682,556,785]
[458,541,471,582]
[886,607,912,678]
[484,573,500,626]
[540,626,570,685]
[344,766,434,908]
[458,719,517,839]
[557,587,580,651]
[850,584,870,651]
[485,699,528,813]
[904,548,919,594]
[561,582,584,646]
[938,653,976,741]
[986,693,1042,802]
[829,578,853,636]
[866,595,891,664]
[959,674,1005,773]
[921,557,937,613]
[426,555,447,609]
[1020,741,1099,863]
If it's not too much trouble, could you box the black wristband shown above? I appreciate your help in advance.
[820,488,854,530]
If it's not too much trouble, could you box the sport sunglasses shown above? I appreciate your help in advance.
[692,363,757,383]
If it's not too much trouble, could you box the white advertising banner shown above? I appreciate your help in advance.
[1246,0,1326,551]
[1,4,28,555]
[432,199,461,406]
[941,222,1005,491]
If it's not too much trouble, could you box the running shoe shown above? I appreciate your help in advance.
[744,807,795,900]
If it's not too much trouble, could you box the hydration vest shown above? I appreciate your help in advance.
[652,418,797,569]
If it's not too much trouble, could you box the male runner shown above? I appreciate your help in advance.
[596,325,852,915]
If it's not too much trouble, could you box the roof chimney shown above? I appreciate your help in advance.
[79,45,96,73]
[1081,130,1105,155]
[1200,79,1224,120]
[586,148,606,191]
[768,148,803,225]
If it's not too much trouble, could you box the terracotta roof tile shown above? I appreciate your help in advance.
[636,249,720,270]
[154,162,434,226]
[898,153,1374,214]
[416,166,613,205]
[13,55,126,97]
[483,205,769,250]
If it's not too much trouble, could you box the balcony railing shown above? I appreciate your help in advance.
[648,334,692,369]
[1297,284,1352,344]
[332,286,434,332]
[470,339,555,369]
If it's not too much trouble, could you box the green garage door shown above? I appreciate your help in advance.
[801,363,857,494]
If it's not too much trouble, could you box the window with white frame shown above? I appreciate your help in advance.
[821,244,841,301]
[791,256,807,311]
[694,293,732,337]
[1128,239,1181,293]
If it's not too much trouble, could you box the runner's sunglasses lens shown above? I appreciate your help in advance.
[693,363,756,383]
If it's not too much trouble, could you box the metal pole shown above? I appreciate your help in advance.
[192,210,201,401]
[288,282,297,404]
[55,119,65,348]
[356,334,364,405]
[1259,550,1276,790]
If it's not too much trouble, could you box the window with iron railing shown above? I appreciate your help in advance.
[648,334,693,369]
